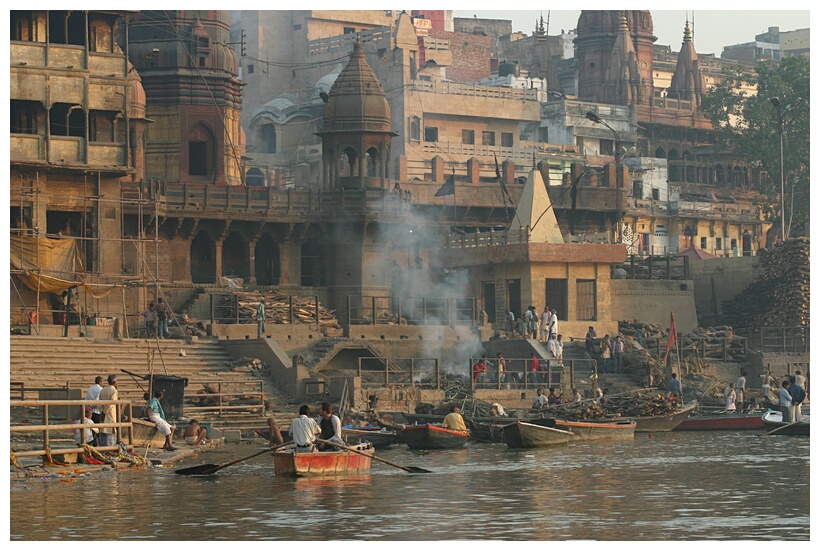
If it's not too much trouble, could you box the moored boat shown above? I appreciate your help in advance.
[626,400,698,432]
[501,420,573,448]
[761,410,810,436]
[130,418,169,448]
[530,418,636,441]
[675,410,766,431]
[343,427,397,449]
[272,442,374,476]
[400,424,469,450]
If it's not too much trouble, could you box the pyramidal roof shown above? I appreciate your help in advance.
[509,169,564,243]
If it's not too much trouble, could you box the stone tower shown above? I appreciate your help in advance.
[667,21,705,108]
[319,39,397,191]
[575,10,656,105]
[127,11,244,186]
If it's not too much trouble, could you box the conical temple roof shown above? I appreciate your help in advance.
[509,169,564,243]
[323,40,392,134]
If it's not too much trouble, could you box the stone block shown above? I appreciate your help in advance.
[222,429,242,443]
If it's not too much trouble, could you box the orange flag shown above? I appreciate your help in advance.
[663,312,677,364]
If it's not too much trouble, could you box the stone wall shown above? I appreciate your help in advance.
[610,279,698,332]
[686,256,760,327]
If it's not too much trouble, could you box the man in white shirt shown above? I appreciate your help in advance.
[290,405,321,452]
[85,376,104,424]
[736,370,747,411]
[74,407,99,446]
[548,309,559,338]
[532,388,548,410]
[547,334,560,369]
[539,307,550,341]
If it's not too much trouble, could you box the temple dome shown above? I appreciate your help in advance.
[126,63,147,120]
[311,65,343,101]
[322,40,392,134]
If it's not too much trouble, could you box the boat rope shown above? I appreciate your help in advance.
[10,451,36,476]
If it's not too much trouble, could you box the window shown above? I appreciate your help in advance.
[716,237,722,250]
[576,279,597,321]
[11,11,38,42]
[259,124,276,154]
[545,278,568,321]
[462,129,475,144]
[89,111,116,142]
[652,188,660,200]
[247,64,254,74]
[198,36,209,49]
[600,139,614,156]
[481,131,495,146]
[89,17,114,53]
[700,237,707,249]
[424,126,438,142]
[293,24,302,30]
[49,103,85,137]
[189,142,208,176]
[199,57,206,67]
[501,132,513,147]
[343,27,356,34]
[409,117,420,141]
[10,100,40,134]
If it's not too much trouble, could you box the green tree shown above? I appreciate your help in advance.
[701,56,810,236]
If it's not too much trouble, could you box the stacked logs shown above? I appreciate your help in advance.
[601,391,679,418]
[226,292,341,329]
[723,236,810,328]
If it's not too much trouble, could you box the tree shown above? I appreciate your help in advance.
[701,56,810,236]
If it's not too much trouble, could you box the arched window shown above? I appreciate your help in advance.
[259,124,276,154]
[654,147,666,159]
[342,146,358,177]
[366,147,379,177]
[715,164,724,183]
[188,123,216,178]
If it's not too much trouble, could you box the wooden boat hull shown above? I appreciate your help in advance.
[675,412,766,431]
[554,419,636,441]
[501,421,572,448]
[272,444,374,476]
[630,400,698,432]
[400,424,469,450]
[344,428,397,449]
[130,418,168,448]
[761,411,810,436]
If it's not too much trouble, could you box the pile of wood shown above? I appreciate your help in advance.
[548,400,605,421]
[230,356,267,373]
[601,391,680,418]
[225,292,341,329]
[723,236,809,328]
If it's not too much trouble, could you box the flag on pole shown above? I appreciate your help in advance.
[434,174,455,197]
[663,312,677,364]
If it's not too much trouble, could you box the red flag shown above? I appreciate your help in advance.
[663,312,677,364]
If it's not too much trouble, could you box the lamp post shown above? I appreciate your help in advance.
[769,96,802,242]
[586,110,623,243]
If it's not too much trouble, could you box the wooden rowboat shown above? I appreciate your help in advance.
[532,418,636,441]
[501,420,573,448]
[400,424,469,450]
[761,410,810,436]
[343,427,397,449]
[626,400,698,432]
[272,443,374,476]
[675,410,766,431]
[130,418,167,448]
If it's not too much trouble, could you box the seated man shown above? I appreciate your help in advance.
[146,390,176,451]
[290,404,321,452]
[267,416,284,446]
[183,419,207,446]
[441,405,469,433]
[532,388,548,410]
[317,402,344,451]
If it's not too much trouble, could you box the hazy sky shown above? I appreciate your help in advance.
[452,9,811,57]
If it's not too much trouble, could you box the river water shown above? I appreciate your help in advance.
[9,430,810,541]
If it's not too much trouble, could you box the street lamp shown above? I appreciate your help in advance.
[770,96,802,242]
[586,111,624,243]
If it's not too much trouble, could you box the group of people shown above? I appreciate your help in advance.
[139,297,172,339]
[531,387,564,410]
[505,306,559,342]
[472,348,564,388]
[78,374,207,453]
[289,403,346,452]
[778,371,808,423]
[587,328,625,375]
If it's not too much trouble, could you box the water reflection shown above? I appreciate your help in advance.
[10,431,809,540]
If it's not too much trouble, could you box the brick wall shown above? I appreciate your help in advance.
[429,30,491,83]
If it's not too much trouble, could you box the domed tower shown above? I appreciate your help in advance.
[127,11,244,185]
[319,39,397,191]
[575,10,656,104]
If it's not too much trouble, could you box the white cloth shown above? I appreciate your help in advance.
[73,418,98,444]
[532,394,548,409]
[147,408,173,436]
[779,387,793,408]
[291,414,321,446]
[327,414,344,444]
[556,340,563,360]
[795,374,805,388]
[724,387,736,410]
[98,384,118,435]
[85,383,103,413]
[547,338,559,359]
[549,315,558,335]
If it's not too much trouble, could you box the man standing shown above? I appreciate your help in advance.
[442,405,468,433]
[256,300,266,339]
[528,353,540,385]
[548,309,559,338]
[669,373,683,405]
[539,307,550,342]
[472,356,487,386]
[97,374,119,447]
[788,376,806,422]
[505,308,515,334]
[528,306,538,339]
[85,376,104,425]
[141,302,156,338]
[147,390,176,451]
[600,335,612,374]
[291,405,321,452]
[724,382,737,412]
[495,353,509,388]
[156,297,171,339]
[547,333,560,371]
[585,326,597,356]
[760,370,774,401]
[318,402,344,450]
[736,370,747,412]
[779,380,793,423]
[612,336,625,374]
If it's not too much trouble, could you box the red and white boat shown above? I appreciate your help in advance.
[272,442,374,476]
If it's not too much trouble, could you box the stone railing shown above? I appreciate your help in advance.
[307,27,391,56]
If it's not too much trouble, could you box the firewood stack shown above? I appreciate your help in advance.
[222,291,342,331]
[601,391,679,418]
[723,236,810,328]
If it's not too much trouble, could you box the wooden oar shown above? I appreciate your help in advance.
[175,443,288,475]
[760,419,804,437]
[315,438,431,474]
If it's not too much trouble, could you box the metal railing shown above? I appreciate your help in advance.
[10,399,136,459]
[469,358,593,391]
[615,254,690,280]
[734,326,809,353]
[347,296,476,326]
[209,293,322,326]
[358,358,440,388]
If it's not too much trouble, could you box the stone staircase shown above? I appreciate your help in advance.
[9,335,283,435]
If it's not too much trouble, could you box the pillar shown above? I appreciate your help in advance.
[398,154,408,181]
[603,163,617,188]
[278,241,301,288]
[502,158,515,188]
[247,241,257,285]
[431,155,445,183]
[214,240,224,283]
[466,157,480,184]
